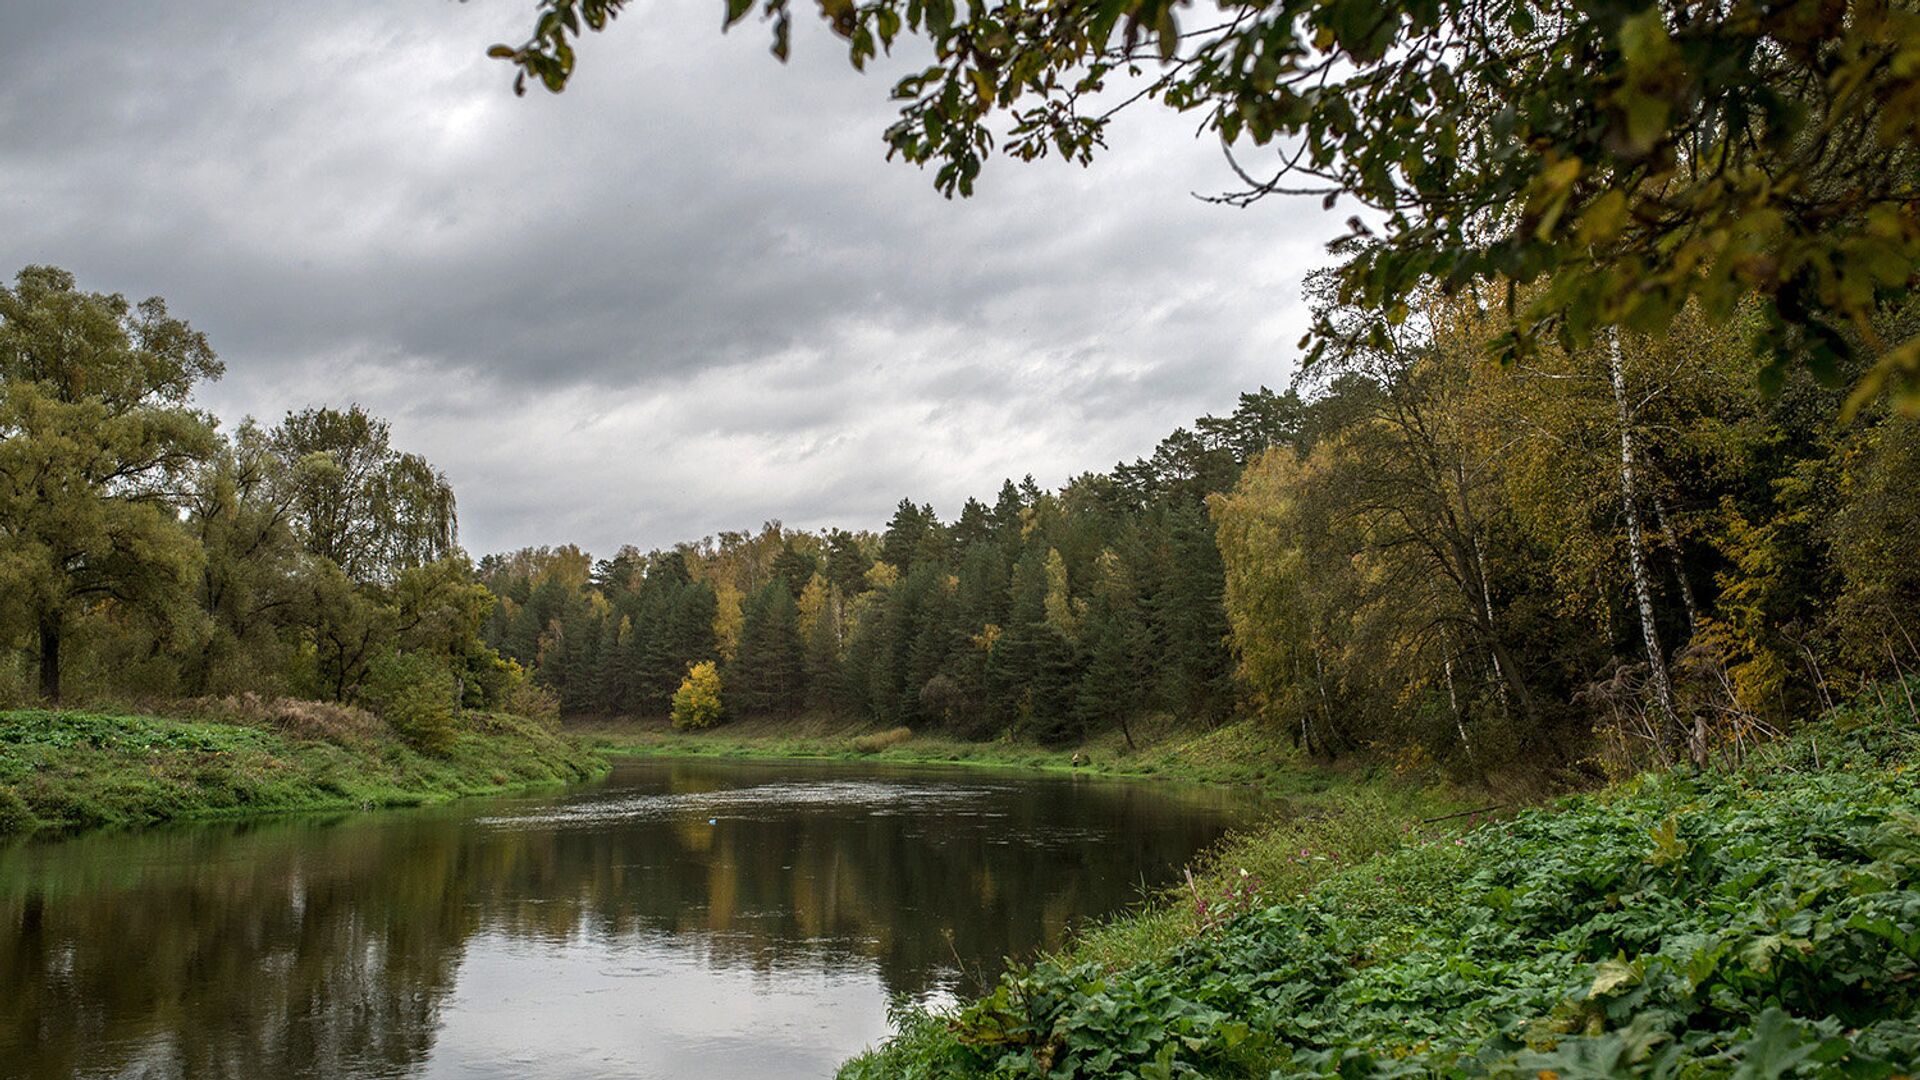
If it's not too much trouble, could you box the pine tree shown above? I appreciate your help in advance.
[732,581,804,715]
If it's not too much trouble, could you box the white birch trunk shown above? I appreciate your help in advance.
[1609,331,1695,764]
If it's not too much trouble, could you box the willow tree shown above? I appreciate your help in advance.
[490,0,1920,404]
[181,421,305,694]
[0,266,221,701]
[269,405,458,583]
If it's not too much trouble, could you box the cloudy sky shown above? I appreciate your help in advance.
[0,1,1335,556]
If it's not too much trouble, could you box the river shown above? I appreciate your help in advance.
[0,756,1259,1079]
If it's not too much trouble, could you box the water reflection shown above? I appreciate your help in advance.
[0,759,1256,1079]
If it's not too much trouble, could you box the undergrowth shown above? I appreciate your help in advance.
[841,697,1920,1078]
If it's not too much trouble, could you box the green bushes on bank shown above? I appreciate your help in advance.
[843,699,1920,1078]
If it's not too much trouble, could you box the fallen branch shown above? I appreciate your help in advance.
[1421,803,1505,824]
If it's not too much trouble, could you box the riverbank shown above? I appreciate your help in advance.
[0,703,604,837]
[840,690,1920,1078]
[567,712,1415,799]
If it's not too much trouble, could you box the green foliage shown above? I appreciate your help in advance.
[482,393,1285,749]
[845,713,1920,1078]
[839,999,975,1080]
[671,660,725,730]
[495,0,1920,405]
[732,581,805,715]
[269,404,457,583]
[0,783,32,834]
[0,265,502,719]
[1828,416,1920,670]
[361,651,461,755]
[0,265,222,701]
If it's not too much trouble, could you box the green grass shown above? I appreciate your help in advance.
[570,712,1395,798]
[0,706,605,837]
[841,696,1920,1078]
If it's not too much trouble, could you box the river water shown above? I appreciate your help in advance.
[0,757,1258,1079]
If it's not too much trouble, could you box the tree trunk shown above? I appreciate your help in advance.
[1471,532,1513,722]
[1608,332,1694,765]
[1443,649,1476,770]
[1652,495,1701,636]
[38,610,62,704]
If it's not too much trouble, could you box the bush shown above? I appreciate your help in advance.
[671,661,724,730]
[498,663,560,724]
[383,682,459,755]
[361,651,461,755]
[0,785,35,835]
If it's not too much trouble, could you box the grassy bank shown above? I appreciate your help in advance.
[569,712,1409,798]
[0,703,604,837]
[842,695,1920,1078]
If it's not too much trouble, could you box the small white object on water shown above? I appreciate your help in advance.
[708,818,717,825]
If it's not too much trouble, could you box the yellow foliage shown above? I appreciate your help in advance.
[864,560,900,590]
[671,660,724,730]
[712,582,743,662]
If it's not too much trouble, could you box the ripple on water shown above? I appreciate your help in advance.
[476,779,1002,830]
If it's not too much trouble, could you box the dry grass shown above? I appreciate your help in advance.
[851,726,913,753]
[186,693,386,745]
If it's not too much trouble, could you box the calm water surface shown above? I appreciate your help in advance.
[0,758,1259,1079]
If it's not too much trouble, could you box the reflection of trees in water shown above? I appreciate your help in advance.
[468,762,1245,996]
[0,763,1247,1077]
[0,819,474,1080]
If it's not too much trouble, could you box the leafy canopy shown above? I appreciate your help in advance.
[0,266,222,699]
[489,0,1920,404]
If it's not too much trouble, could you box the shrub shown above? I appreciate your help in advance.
[671,661,724,730]
[498,662,560,724]
[462,647,519,709]
[0,785,35,835]
[382,681,460,755]
[361,651,461,755]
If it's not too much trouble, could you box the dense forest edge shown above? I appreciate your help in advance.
[8,265,1919,795]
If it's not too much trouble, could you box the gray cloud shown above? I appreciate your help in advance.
[0,0,1336,555]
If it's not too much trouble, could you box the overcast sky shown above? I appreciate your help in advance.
[0,1,1335,556]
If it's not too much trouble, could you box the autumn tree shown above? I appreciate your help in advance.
[495,0,1920,403]
[671,660,725,729]
[269,404,457,583]
[180,421,305,694]
[0,266,221,702]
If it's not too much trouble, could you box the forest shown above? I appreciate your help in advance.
[5,261,1917,784]
[476,290,1920,779]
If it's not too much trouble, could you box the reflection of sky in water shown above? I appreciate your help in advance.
[0,759,1258,1080]
[425,932,891,1080]
[479,779,1006,827]
[479,777,1113,850]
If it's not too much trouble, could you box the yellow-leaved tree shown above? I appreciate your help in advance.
[670,660,724,730]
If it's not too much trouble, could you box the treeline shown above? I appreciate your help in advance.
[477,391,1303,743]
[1212,292,1920,773]
[0,266,528,750]
[481,293,1920,775]
[9,260,1919,774]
